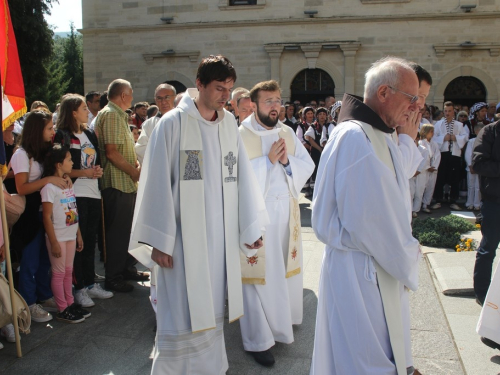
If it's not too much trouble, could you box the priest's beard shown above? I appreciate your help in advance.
[256,106,279,128]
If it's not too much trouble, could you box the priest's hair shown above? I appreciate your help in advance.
[364,56,414,100]
[107,79,132,100]
[231,87,249,100]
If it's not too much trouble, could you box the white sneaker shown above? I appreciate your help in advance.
[86,283,114,300]
[422,208,431,213]
[74,288,95,308]
[0,341,3,349]
[1,324,17,343]
[412,212,418,218]
[450,203,462,211]
[40,297,58,313]
[29,304,53,323]
[430,203,441,209]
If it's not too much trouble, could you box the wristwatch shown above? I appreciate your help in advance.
[279,160,290,167]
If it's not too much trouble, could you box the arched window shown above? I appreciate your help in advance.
[444,77,486,108]
[290,69,335,106]
[164,80,187,95]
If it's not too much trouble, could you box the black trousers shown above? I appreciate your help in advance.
[434,151,462,203]
[473,201,500,301]
[101,188,137,281]
[73,197,101,289]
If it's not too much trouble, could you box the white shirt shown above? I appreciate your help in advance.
[432,118,469,157]
[41,184,79,242]
[10,148,42,183]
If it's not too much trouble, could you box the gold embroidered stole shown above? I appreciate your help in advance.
[179,111,243,333]
[239,124,301,285]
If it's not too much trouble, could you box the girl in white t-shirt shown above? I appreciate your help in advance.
[11,111,72,323]
[41,145,87,324]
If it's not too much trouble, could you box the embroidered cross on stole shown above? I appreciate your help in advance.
[179,110,244,333]
[239,123,302,285]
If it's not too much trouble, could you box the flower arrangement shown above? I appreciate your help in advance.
[412,215,476,249]
[456,238,477,252]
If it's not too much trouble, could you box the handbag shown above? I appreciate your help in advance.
[2,159,30,229]
[0,273,31,333]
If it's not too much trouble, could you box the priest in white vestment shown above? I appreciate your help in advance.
[128,56,268,375]
[238,80,314,366]
[310,57,422,375]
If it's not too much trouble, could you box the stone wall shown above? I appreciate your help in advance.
[82,1,500,106]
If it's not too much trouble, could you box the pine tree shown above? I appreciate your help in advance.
[62,22,83,95]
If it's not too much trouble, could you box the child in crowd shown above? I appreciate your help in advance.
[411,132,431,218]
[41,144,89,323]
[464,123,484,210]
[10,111,71,322]
[130,125,140,143]
[419,124,441,212]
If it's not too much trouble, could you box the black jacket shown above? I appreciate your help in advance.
[472,121,500,202]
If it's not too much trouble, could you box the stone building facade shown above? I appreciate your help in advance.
[81,0,500,107]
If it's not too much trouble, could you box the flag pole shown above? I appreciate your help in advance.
[0,178,22,357]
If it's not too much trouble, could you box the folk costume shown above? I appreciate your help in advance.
[128,89,268,375]
[238,114,314,352]
[310,94,421,375]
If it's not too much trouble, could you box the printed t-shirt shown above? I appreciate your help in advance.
[73,132,101,199]
[41,184,79,242]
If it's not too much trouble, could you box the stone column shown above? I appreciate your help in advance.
[340,44,360,95]
[264,45,284,82]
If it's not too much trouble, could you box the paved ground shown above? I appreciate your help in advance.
[0,197,481,374]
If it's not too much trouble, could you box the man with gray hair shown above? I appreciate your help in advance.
[310,57,422,375]
[96,79,145,293]
[135,83,176,164]
[230,87,250,124]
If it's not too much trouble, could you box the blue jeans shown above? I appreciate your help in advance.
[18,214,53,306]
[473,200,500,302]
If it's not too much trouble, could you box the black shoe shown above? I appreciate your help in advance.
[94,273,105,283]
[476,296,485,306]
[105,276,134,292]
[56,307,85,324]
[123,270,150,281]
[247,349,275,367]
[69,303,91,318]
[481,336,500,350]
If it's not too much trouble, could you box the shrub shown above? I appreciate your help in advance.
[412,215,476,249]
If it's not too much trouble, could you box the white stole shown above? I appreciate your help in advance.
[239,124,301,284]
[179,110,244,333]
[354,121,407,375]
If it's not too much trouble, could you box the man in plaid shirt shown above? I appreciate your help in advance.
[96,79,148,293]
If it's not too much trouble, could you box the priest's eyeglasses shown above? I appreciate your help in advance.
[156,95,173,102]
[260,99,282,107]
[387,86,419,105]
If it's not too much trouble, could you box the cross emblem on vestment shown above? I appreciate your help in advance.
[224,151,237,182]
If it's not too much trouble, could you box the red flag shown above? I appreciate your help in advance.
[1,0,27,132]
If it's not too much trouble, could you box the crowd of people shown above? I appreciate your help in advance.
[0,53,499,375]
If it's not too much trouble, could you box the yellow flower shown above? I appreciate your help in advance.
[456,245,460,248]
[457,248,461,252]
[476,224,481,228]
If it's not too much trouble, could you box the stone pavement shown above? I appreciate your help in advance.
[0,196,466,374]
[425,228,500,375]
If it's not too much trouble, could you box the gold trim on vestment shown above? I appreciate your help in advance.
[229,314,244,324]
[286,267,301,279]
[191,326,216,334]
[241,277,266,285]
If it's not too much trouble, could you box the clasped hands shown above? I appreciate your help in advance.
[268,138,289,165]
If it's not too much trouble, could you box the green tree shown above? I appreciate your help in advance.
[8,0,58,107]
[62,22,83,95]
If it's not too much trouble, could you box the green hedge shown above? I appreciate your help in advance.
[412,215,476,249]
